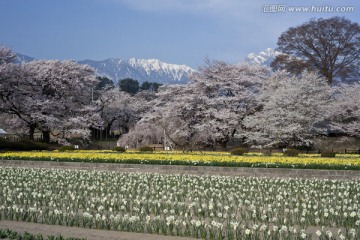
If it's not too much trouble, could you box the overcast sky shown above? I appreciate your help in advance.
[0,0,359,68]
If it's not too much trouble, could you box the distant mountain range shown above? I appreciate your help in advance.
[78,58,193,84]
[15,53,35,64]
[244,48,280,66]
[14,48,278,84]
[15,53,194,84]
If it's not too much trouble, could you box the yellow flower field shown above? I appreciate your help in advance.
[0,150,360,169]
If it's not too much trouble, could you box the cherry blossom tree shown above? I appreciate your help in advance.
[329,83,360,137]
[0,111,29,139]
[0,57,101,143]
[117,123,163,149]
[0,47,24,132]
[138,61,270,150]
[0,62,38,138]
[189,61,270,148]
[0,46,16,64]
[93,88,138,139]
[143,84,206,150]
[27,60,102,143]
[96,87,158,143]
[244,71,332,148]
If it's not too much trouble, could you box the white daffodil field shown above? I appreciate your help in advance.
[0,167,359,240]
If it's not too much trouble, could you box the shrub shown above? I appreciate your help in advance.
[0,138,12,149]
[262,149,273,156]
[139,146,154,152]
[230,148,248,156]
[17,139,49,151]
[113,146,126,152]
[0,138,48,151]
[321,150,336,158]
[284,149,300,157]
[58,145,76,152]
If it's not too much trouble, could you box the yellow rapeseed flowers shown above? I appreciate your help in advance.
[0,150,359,167]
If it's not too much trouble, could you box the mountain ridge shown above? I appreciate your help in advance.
[15,53,195,84]
[15,53,35,64]
[14,53,195,84]
[244,48,280,66]
[14,48,279,84]
[78,58,194,84]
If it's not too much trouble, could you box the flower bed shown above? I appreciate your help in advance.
[0,168,359,239]
[0,151,360,170]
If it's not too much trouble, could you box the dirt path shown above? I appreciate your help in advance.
[0,220,195,240]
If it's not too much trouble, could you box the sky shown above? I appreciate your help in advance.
[0,0,359,68]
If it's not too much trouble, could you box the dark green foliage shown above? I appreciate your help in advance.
[118,78,139,94]
[17,139,49,151]
[96,76,114,90]
[284,149,300,157]
[139,146,154,152]
[140,81,162,92]
[58,146,76,152]
[113,146,126,152]
[92,76,115,101]
[0,138,48,151]
[0,138,12,150]
[230,148,248,156]
[0,228,86,240]
[321,150,336,158]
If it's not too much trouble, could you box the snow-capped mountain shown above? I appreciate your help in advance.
[78,58,194,84]
[15,53,35,64]
[244,48,280,66]
[12,54,194,84]
[15,49,282,84]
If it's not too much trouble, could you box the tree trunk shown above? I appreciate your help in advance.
[219,141,228,149]
[42,130,51,143]
[101,122,113,139]
[89,127,101,140]
[29,125,36,141]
